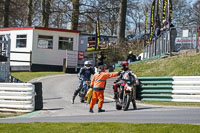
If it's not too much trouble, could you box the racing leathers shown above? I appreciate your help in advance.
[72,67,95,103]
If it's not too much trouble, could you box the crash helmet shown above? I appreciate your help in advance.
[121,61,129,70]
[98,64,107,72]
[129,51,133,54]
[84,61,92,69]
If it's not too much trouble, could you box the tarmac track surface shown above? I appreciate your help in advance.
[1,74,200,124]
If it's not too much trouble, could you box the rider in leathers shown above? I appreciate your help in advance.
[72,61,95,104]
[114,61,138,107]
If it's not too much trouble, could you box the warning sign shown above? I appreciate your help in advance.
[78,51,84,61]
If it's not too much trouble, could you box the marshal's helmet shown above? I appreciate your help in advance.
[98,64,107,72]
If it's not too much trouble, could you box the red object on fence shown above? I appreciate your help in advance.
[78,51,84,61]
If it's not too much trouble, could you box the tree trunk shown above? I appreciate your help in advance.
[41,0,51,27]
[117,0,127,43]
[3,0,10,27]
[27,0,33,26]
[45,0,51,27]
[41,0,46,27]
[71,0,79,30]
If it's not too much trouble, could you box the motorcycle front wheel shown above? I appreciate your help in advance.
[123,94,131,111]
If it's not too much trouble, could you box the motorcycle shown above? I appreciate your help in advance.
[113,81,137,111]
[79,80,91,103]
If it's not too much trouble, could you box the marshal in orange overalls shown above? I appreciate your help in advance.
[89,71,120,110]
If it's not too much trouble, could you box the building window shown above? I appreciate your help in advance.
[58,37,73,50]
[38,35,53,49]
[16,35,27,48]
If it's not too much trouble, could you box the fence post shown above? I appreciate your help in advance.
[63,58,66,72]
[29,51,32,72]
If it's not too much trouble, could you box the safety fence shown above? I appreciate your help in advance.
[137,76,200,102]
[143,26,200,59]
[0,83,35,112]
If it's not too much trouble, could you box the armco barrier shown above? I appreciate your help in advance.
[0,83,35,112]
[138,76,200,102]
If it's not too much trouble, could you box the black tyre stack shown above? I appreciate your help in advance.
[32,82,43,110]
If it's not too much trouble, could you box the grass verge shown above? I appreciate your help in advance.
[0,123,199,133]
[129,54,200,77]
[11,72,65,82]
[139,101,200,107]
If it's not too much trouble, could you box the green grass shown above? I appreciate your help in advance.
[139,101,200,107]
[0,123,199,133]
[11,72,65,82]
[129,54,200,77]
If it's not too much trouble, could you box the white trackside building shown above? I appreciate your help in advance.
[0,27,85,72]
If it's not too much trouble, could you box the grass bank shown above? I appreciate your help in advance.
[129,54,200,77]
[11,72,65,82]
[0,123,199,133]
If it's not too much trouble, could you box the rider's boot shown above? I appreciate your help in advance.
[132,101,137,110]
[98,108,105,112]
[71,90,79,104]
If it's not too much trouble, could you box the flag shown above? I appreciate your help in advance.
[156,0,161,28]
[95,16,100,50]
[149,0,156,41]
[145,7,148,43]
[169,0,173,22]
[162,0,168,21]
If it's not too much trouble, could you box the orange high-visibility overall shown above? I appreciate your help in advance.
[89,72,119,109]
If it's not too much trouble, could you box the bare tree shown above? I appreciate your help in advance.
[26,0,33,26]
[71,0,80,30]
[42,0,51,27]
[192,0,200,25]
[117,0,127,43]
[3,0,11,27]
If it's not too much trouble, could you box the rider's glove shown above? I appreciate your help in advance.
[117,71,121,75]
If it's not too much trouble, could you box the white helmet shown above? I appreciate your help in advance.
[84,61,92,69]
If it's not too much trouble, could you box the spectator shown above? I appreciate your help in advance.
[161,20,177,52]
[126,51,137,63]
[97,51,106,66]
[154,24,161,38]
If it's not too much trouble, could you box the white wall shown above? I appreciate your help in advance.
[32,29,79,66]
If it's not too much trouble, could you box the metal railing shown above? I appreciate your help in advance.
[143,26,200,59]
[0,34,11,82]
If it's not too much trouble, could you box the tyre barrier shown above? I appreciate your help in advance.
[32,82,43,110]
[138,76,200,102]
[0,83,35,112]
